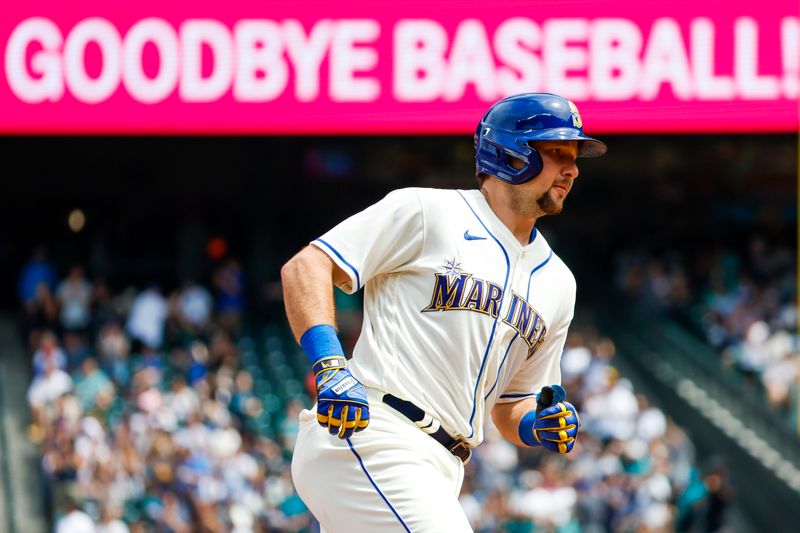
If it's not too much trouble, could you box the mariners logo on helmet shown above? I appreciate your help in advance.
[567,100,582,128]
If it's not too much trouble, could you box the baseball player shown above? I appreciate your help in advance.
[281,93,607,532]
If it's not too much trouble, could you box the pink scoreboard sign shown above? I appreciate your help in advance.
[1,0,797,134]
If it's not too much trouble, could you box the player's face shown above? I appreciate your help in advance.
[510,140,580,217]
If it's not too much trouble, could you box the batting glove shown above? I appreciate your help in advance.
[313,356,370,439]
[519,384,580,454]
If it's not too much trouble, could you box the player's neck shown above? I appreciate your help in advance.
[479,186,538,246]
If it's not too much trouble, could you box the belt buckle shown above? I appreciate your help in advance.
[448,440,472,464]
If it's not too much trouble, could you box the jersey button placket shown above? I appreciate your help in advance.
[516,252,527,287]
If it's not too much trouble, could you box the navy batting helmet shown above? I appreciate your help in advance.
[475,93,607,185]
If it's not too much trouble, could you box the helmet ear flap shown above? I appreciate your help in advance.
[475,126,545,184]
[526,142,544,180]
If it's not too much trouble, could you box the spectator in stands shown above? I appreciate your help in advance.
[19,245,59,348]
[762,349,798,410]
[56,265,93,333]
[72,357,114,411]
[56,494,95,533]
[125,284,167,350]
[733,320,772,384]
[95,504,128,533]
[24,285,59,354]
[702,457,734,533]
[511,458,578,529]
[96,322,131,388]
[214,259,244,334]
[176,279,213,333]
[185,340,209,385]
[32,330,67,375]
[676,456,733,533]
[163,374,200,424]
[89,277,116,335]
[278,399,304,453]
[28,356,73,420]
[583,373,640,441]
[230,369,263,430]
[19,245,57,304]
[636,394,668,443]
[63,329,93,370]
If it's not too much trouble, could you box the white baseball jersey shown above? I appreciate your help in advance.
[311,187,576,447]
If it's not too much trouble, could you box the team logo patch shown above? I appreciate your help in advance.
[442,257,464,281]
[567,100,582,128]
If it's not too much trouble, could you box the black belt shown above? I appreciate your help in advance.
[382,394,472,464]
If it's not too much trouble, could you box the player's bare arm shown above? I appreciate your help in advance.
[281,245,370,439]
[493,386,581,454]
[492,397,538,446]
[281,245,348,342]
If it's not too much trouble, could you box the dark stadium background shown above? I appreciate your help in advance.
[1,134,794,308]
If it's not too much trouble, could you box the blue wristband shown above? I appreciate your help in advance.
[518,410,541,447]
[300,324,345,365]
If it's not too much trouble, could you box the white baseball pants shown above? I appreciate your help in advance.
[291,389,472,532]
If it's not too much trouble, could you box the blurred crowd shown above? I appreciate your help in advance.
[461,329,730,533]
[18,249,723,532]
[615,237,798,413]
[19,251,312,532]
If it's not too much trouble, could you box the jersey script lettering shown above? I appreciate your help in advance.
[421,266,547,358]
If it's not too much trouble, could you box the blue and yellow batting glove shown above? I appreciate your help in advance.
[519,384,580,454]
[313,356,370,439]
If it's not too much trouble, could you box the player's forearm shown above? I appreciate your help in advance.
[283,246,371,440]
[281,246,339,343]
[491,398,538,447]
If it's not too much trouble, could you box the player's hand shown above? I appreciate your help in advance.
[313,356,370,439]
[531,385,580,454]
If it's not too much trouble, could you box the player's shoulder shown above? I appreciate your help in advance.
[551,253,577,289]
[536,232,577,288]
[392,186,464,199]
[379,186,444,202]
[382,187,467,211]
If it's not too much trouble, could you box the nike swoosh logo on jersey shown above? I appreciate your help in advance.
[464,230,487,241]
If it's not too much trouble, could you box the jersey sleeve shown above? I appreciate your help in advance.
[310,188,424,294]
[496,275,576,403]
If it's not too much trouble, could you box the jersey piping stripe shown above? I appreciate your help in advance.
[346,437,411,532]
[314,238,362,290]
[526,250,553,298]
[483,333,519,400]
[486,250,554,402]
[457,190,511,439]
[499,392,537,399]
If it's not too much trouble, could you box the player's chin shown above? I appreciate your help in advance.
[539,193,565,215]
